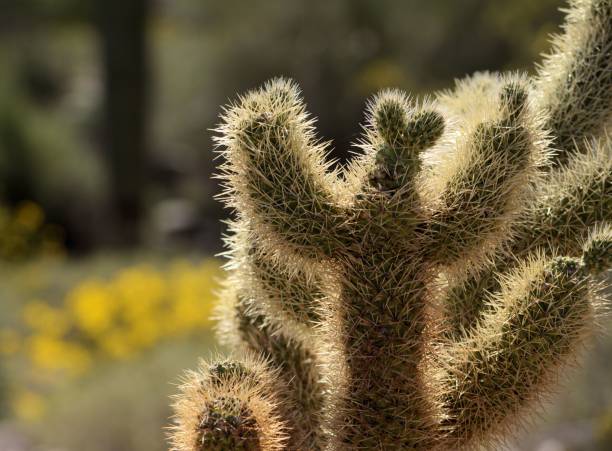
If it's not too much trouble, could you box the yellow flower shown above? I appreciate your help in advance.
[22,300,70,337]
[67,280,116,336]
[166,260,220,333]
[99,329,134,359]
[167,295,209,335]
[27,334,91,375]
[125,316,161,349]
[112,266,166,323]
[17,258,222,378]
[13,390,46,422]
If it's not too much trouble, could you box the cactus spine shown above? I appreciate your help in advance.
[170,355,287,451]
[170,1,612,449]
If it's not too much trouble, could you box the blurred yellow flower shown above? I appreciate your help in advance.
[22,300,70,337]
[0,201,65,261]
[99,329,135,360]
[13,390,46,422]
[27,334,91,375]
[68,280,116,336]
[166,259,220,333]
[113,266,166,323]
[17,258,221,383]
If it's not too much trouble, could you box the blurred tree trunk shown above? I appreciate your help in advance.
[96,0,150,246]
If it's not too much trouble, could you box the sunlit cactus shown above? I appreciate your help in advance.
[170,0,612,449]
[170,354,287,451]
[535,0,612,165]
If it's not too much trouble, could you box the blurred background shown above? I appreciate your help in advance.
[0,0,610,450]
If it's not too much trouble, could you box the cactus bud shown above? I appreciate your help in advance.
[170,355,287,451]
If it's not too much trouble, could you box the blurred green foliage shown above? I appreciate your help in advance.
[0,90,104,210]
[0,0,565,252]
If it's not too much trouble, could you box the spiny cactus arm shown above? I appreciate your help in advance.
[535,0,612,165]
[520,136,612,256]
[435,252,604,450]
[215,78,347,259]
[340,91,445,243]
[215,285,325,450]
[226,220,323,326]
[354,90,444,198]
[436,71,501,120]
[170,355,287,451]
[424,76,548,270]
[441,136,610,337]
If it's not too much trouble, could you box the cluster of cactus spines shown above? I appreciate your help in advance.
[170,0,612,450]
[425,75,550,273]
[443,135,611,337]
[214,221,327,449]
[434,253,599,450]
[225,221,324,326]
[170,354,287,451]
[215,288,326,450]
[361,89,444,197]
[215,80,348,262]
[535,0,612,165]
[582,223,612,273]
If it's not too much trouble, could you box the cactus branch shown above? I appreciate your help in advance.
[535,0,612,165]
[170,355,287,451]
[215,278,325,450]
[435,255,596,449]
[215,79,347,260]
[363,90,444,196]
[522,136,612,256]
[225,220,323,326]
[425,76,548,270]
[582,223,612,274]
[443,136,611,337]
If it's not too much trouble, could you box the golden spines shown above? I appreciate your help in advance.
[225,220,323,326]
[424,75,549,271]
[523,136,612,256]
[435,254,596,449]
[170,354,287,451]
[364,90,444,194]
[440,136,611,337]
[535,0,612,165]
[215,78,346,260]
[214,277,326,450]
[582,223,612,274]
[176,3,612,448]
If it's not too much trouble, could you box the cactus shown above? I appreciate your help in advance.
[170,0,612,449]
[170,354,288,451]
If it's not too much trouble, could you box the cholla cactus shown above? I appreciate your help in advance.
[170,0,612,449]
[171,354,288,450]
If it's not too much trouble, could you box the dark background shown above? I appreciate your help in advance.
[0,0,564,255]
